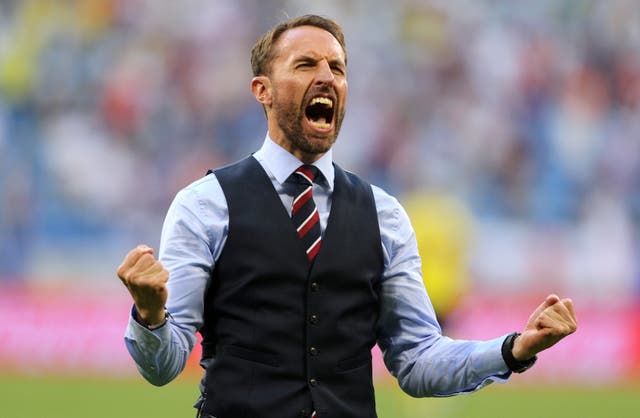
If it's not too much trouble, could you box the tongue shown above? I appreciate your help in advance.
[309,116,328,125]
[309,117,330,129]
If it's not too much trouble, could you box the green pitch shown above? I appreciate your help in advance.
[1,374,638,418]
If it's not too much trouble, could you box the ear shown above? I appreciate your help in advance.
[251,76,272,107]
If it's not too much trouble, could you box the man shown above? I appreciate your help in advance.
[118,14,577,418]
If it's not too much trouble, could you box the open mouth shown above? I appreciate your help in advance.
[305,96,334,131]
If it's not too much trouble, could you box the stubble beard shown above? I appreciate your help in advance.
[272,90,345,156]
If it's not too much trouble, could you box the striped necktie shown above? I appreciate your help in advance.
[291,165,322,262]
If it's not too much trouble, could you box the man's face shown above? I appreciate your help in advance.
[261,26,347,162]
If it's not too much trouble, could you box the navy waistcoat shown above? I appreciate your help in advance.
[199,157,384,418]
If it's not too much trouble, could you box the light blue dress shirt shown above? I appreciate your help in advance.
[125,135,511,397]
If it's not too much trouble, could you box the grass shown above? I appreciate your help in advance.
[1,373,639,418]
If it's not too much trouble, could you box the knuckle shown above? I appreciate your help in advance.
[116,265,126,280]
[140,253,155,263]
[120,268,132,282]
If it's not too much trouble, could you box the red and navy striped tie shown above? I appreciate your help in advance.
[291,165,322,262]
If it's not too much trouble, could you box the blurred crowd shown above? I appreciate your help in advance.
[1,0,639,300]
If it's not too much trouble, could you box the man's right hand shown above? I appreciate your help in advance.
[117,245,169,327]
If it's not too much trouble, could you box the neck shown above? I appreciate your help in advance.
[268,128,328,164]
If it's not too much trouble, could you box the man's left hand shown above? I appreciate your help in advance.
[512,294,577,361]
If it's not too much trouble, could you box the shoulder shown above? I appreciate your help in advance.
[170,171,227,220]
[182,171,223,199]
[370,184,407,232]
[335,164,378,197]
[179,156,256,202]
[336,164,408,232]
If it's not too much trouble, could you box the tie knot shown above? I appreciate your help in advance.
[293,165,319,186]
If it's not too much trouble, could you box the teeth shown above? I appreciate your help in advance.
[310,120,331,129]
[310,97,333,108]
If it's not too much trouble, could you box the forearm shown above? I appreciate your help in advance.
[124,314,196,386]
[377,276,511,396]
[385,335,510,397]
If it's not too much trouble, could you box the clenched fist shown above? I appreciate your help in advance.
[513,294,577,361]
[117,245,169,327]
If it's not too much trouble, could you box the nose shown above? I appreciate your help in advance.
[314,60,335,85]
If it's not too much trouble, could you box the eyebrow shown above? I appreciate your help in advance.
[295,55,318,64]
[294,55,346,68]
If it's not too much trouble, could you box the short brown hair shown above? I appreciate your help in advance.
[250,14,347,76]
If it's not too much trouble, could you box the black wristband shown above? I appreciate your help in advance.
[501,332,537,373]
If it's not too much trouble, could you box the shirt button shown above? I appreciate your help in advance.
[310,346,318,356]
[310,282,319,292]
[309,314,318,324]
[309,378,318,386]
[299,409,308,417]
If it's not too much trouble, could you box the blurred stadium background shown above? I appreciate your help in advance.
[1,0,640,417]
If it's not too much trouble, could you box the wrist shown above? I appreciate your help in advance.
[132,305,168,330]
[511,334,534,361]
[501,332,537,373]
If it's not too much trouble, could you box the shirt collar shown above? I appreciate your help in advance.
[253,133,335,190]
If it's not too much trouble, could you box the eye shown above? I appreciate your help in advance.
[296,61,315,69]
